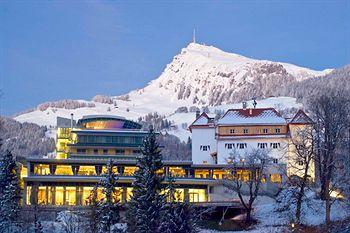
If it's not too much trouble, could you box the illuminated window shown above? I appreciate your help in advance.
[270,174,282,183]
[55,187,64,205]
[78,166,97,176]
[55,165,73,175]
[124,167,137,176]
[34,164,50,175]
[26,186,32,205]
[65,187,76,205]
[169,167,186,177]
[38,186,47,205]
[126,188,133,201]
[188,189,206,202]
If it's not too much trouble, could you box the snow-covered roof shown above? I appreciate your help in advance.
[289,110,313,124]
[218,108,286,125]
[188,112,215,131]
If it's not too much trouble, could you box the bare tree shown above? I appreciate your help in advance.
[307,88,350,225]
[287,126,315,224]
[223,149,271,223]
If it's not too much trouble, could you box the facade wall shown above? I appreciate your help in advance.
[217,125,288,136]
[216,137,289,164]
[191,127,216,164]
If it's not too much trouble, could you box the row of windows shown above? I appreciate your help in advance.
[76,149,141,155]
[228,128,281,134]
[78,135,143,144]
[224,142,281,150]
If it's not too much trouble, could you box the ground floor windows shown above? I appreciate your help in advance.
[25,186,208,205]
[270,174,282,183]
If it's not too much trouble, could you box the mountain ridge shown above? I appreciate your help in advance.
[14,42,332,126]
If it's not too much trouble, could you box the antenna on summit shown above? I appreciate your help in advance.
[193,28,196,43]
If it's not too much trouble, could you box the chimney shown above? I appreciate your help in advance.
[196,110,200,118]
[242,102,247,110]
[70,113,74,129]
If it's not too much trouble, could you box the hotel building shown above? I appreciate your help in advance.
[21,107,313,207]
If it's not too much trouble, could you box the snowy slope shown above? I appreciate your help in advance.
[15,96,302,142]
[14,43,328,140]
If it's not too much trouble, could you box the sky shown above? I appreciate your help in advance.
[1,1,349,116]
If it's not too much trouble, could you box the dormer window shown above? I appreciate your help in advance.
[243,129,249,134]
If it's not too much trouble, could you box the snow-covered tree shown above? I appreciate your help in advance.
[126,127,165,233]
[98,159,120,233]
[0,150,22,233]
[87,185,100,233]
[33,205,43,233]
[160,176,199,233]
[56,211,84,233]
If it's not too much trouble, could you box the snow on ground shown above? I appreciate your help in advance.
[200,193,350,233]
[15,96,302,142]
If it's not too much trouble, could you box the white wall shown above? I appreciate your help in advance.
[216,137,289,164]
[191,127,216,164]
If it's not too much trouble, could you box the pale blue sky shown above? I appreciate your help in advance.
[1,1,349,116]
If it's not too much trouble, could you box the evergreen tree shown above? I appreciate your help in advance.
[161,176,198,233]
[127,127,165,233]
[0,150,22,233]
[33,205,43,233]
[98,159,120,232]
[87,185,99,233]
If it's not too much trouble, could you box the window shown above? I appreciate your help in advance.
[115,149,125,154]
[243,129,249,134]
[297,160,304,166]
[77,149,86,154]
[258,143,268,149]
[132,149,141,154]
[103,149,108,155]
[200,145,210,151]
[225,143,234,149]
[93,149,98,154]
[275,128,281,133]
[270,143,281,149]
[237,143,247,149]
[263,128,268,134]
[273,158,278,164]
[229,129,235,134]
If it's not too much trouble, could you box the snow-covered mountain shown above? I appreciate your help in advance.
[122,43,331,111]
[14,43,331,141]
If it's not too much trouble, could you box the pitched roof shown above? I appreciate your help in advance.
[218,108,286,125]
[289,109,313,124]
[188,112,215,131]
